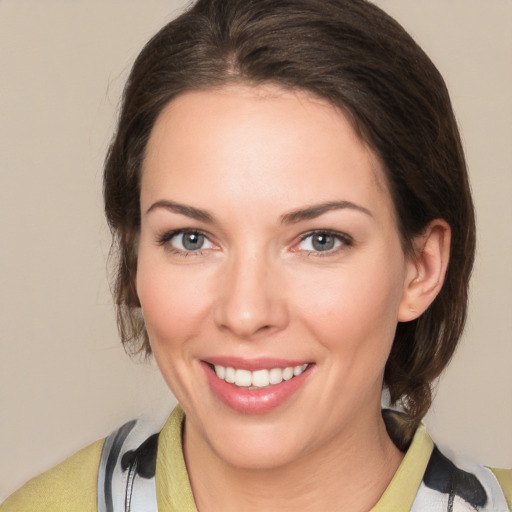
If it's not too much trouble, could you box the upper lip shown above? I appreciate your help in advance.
[203,356,312,371]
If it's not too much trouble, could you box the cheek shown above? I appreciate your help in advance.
[136,258,213,353]
[290,258,405,368]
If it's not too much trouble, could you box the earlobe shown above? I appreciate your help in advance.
[398,219,451,322]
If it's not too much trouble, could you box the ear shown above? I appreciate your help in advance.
[398,219,451,322]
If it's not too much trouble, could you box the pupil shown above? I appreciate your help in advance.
[312,234,334,251]
[183,232,204,250]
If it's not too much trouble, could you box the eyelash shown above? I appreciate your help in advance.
[157,229,214,257]
[295,230,353,257]
[156,228,353,257]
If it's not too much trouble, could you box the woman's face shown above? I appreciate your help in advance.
[137,84,416,469]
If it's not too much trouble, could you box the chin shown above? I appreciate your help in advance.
[196,414,314,471]
[216,437,305,471]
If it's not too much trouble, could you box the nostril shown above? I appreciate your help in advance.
[213,273,289,338]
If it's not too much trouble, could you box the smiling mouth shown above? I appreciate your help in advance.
[208,363,311,389]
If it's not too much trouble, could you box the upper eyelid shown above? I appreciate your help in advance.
[156,227,352,250]
[290,229,353,254]
[157,233,199,255]
[298,229,352,242]
[157,229,217,257]
[157,227,212,243]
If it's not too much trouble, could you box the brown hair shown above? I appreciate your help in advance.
[104,0,475,427]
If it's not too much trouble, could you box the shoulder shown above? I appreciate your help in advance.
[489,467,512,511]
[413,445,512,512]
[1,439,104,512]
[1,410,172,512]
[381,410,511,511]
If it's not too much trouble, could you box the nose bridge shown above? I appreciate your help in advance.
[214,245,287,339]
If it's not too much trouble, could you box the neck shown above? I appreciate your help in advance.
[184,406,404,512]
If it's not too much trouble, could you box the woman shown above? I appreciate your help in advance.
[2,0,510,510]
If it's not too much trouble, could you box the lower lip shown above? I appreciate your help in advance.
[202,362,312,414]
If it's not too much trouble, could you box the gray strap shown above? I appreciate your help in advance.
[97,418,160,512]
[411,446,509,512]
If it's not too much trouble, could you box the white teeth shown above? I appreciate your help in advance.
[234,369,252,387]
[269,367,283,385]
[294,364,307,376]
[251,369,270,387]
[225,367,235,383]
[282,366,294,381]
[214,365,225,379]
[212,363,310,388]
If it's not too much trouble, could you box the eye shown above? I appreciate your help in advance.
[296,231,351,254]
[158,229,215,253]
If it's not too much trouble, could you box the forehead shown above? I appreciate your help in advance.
[141,84,393,219]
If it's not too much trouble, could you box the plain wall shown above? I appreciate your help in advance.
[1,0,511,500]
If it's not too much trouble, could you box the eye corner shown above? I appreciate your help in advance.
[156,228,218,256]
[293,229,353,256]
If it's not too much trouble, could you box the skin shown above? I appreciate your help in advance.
[136,84,450,511]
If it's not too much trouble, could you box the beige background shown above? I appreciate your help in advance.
[1,0,511,500]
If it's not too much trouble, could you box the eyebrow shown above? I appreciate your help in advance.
[146,200,214,223]
[146,199,372,224]
[280,201,372,224]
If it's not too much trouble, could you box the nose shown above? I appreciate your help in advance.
[213,251,289,340]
